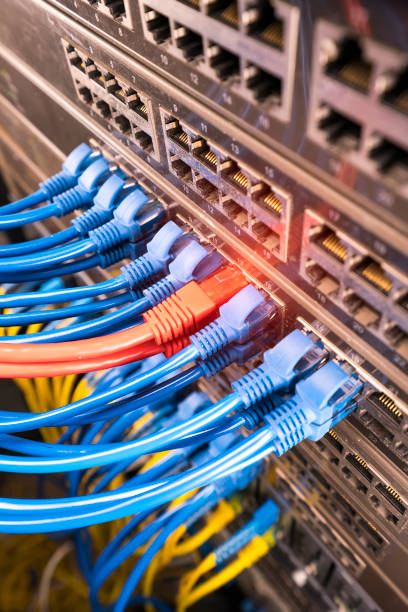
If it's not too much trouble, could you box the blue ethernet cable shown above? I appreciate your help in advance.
[0,156,111,230]
[0,143,95,214]
[0,173,127,258]
[0,220,185,308]
[0,329,325,470]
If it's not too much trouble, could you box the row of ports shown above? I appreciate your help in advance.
[169,154,282,254]
[74,82,154,155]
[67,46,150,123]
[314,430,406,527]
[304,257,408,360]
[143,5,283,108]
[315,104,408,187]
[80,0,128,24]
[149,1,284,47]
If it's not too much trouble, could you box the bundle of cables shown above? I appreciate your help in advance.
[0,144,364,611]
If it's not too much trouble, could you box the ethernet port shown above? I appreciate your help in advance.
[78,85,93,105]
[343,290,381,328]
[165,118,190,150]
[252,220,280,251]
[317,104,361,152]
[310,224,348,264]
[133,128,153,152]
[245,63,281,105]
[354,257,393,296]
[95,100,112,118]
[174,24,203,62]
[207,1,238,29]
[222,197,248,226]
[104,73,120,95]
[196,176,217,199]
[397,293,408,313]
[384,323,408,358]
[368,134,408,186]
[87,63,102,83]
[244,1,284,50]
[111,82,129,104]
[177,0,200,8]
[104,0,126,21]
[305,259,340,296]
[207,43,239,81]
[67,46,86,72]
[144,7,171,44]
[380,66,408,115]
[221,160,249,193]
[322,36,372,94]
[127,92,148,120]
[252,183,282,219]
[114,114,131,134]
[192,138,217,172]
[171,158,193,182]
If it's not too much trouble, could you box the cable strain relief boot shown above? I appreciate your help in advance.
[53,185,88,216]
[264,400,307,456]
[121,254,157,295]
[98,244,128,268]
[72,207,111,237]
[199,351,233,379]
[143,275,179,306]
[89,218,123,252]
[240,397,276,430]
[40,170,76,199]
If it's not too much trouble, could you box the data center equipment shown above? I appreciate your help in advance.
[0,1,406,611]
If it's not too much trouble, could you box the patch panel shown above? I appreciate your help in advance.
[301,210,408,361]
[308,20,408,198]
[163,110,291,261]
[140,0,299,123]
[63,42,158,160]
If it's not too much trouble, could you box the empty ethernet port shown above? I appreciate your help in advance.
[317,104,361,152]
[343,290,381,328]
[165,118,190,150]
[322,36,372,94]
[354,257,393,296]
[78,85,93,105]
[67,46,86,72]
[127,92,148,120]
[305,259,340,296]
[144,7,171,44]
[207,1,239,28]
[368,134,408,186]
[207,43,239,81]
[174,24,203,61]
[384,323,408,358]
[379,66,408,115]
[244,1,284,49]
[252,183,282,219]
[192,138,217,172]
[252,220,280,251]
[132,128,153,152]
[195,176,217,199]
[114,114,131,134]
[244,63,281,105]
[104,0,126,21]
[87,62,102,83]
[309,224,348,264]
[221,159,249,193]
[171,157,193,182]
[95,100,112,118]
[222,197,248,226]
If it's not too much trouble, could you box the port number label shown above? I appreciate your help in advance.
[190,72,199,86]
[258,115,270,130]
[221,91,232,106]
[200,122,208,134]
[230,142,240,156]
[160,54,169,67]
[265,166,275,179]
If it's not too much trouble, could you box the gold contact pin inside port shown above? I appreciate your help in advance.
[261,21,284,48]
[221,3,238,27]
[385,485,403,502]
[233,170,249,189]
[361,261,393,295]
[354,455,369,469]
[263,192,283,215]
[138,103,147,116]
[328,429,339,440]
[177,131,189,147]
[322,232,347,262]
[378,393,403,420]
[204,150,217,166]
[339,59,372,93]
